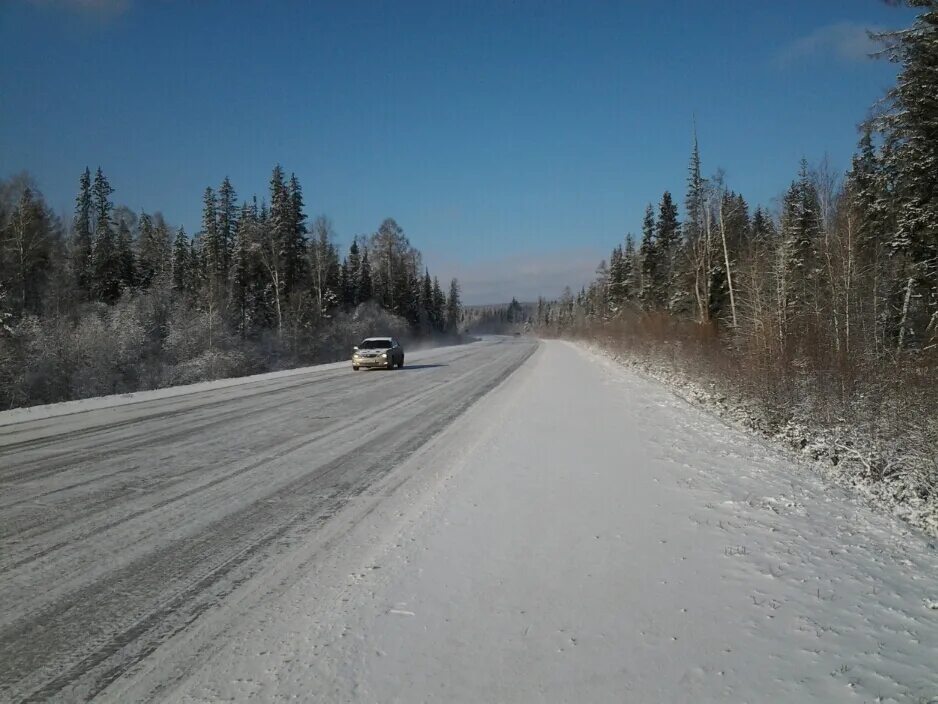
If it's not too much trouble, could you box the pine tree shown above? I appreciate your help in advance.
[685,129,705,256]
[90,167,122,303]
[201,186,224,287]
[116,217,136,291]
[421,268,434,332]
[623,234,636,303]
[780,161,822,334]
[72,167,94,297]
[359,249,374,303]
[639,203,658,310]
[217,176,237,275]
[172,226,191,294]
[607,244,625,313]
[655,190,681,312]
[345,238,362,307]
[446,278,462,333]
[286,173,308,294]
[263,166,290,335]
[230,203,256,336]
[431,276,446,331]
[137,212,172,288]
[872,6,938,347]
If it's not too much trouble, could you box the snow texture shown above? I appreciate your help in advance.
[581,341,938,540]
[109,339,938,703]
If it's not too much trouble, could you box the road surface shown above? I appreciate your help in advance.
[0,337,535,702]
[2,337,936,703]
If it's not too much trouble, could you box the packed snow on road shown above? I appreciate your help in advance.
[84,339,938,703]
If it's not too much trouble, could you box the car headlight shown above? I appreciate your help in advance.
[379,353,387,358]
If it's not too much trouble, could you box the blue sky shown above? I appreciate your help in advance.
[0,0,917,303]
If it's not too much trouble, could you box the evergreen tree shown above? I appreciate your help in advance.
[446,278,462,333]
[872,6,938,347]
[286,173,308,294]
[345,238,362,307]
[623,234,636,303]
[90,167,122,302]
[685,129,706,266]
[431,276,446,331]
[201,186,224,286]
[607,244,626,313]
[217,176,237,275]
[781,160,822,328]
[72,167,93,297]
[230,203,255,336]
[655,190,681,311]
[421,268,434,331]
[137,212,172,288]
[116,216,136,291]
[172,226,191,294]
[639,203,658,310]
[358,248,373,303]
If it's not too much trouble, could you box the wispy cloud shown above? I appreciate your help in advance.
[775,21,884,67]
[434,249,603,305]
[26,0,130,20]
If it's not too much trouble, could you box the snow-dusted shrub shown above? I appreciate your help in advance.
[168,349,252,386]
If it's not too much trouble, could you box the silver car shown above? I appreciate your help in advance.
[352,337,405,370]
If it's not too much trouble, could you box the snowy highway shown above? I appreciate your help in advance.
[2,337,937,702]
[0,337,535,702]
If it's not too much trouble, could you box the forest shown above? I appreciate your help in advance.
[0,166,462,409]
[533,5,937,515]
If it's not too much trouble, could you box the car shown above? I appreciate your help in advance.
[352,337,404,370]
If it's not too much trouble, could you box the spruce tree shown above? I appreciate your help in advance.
[359,249,373,303]
[172,226,191,294]
[623,234,636,303]
[286,173,308,294]
[446,278,462,333]
[72,167,94,297]
[655,190,681,311]
[90,167,122,303]
[116,217,136,291]
[872,5,938,346]
[639,204,658,310]
[346,238,362,307]
[201,186,224,286]
[217,176,237,275]
[431,276,446,331]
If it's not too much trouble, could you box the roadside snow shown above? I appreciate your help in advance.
[579,341,938,539]
[108,339,938,703]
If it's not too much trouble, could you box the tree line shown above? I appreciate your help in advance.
[0,166,462,408]
[538,4,936,359]
[534,3,937,504]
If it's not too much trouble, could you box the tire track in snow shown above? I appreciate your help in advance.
[0,338,535,702]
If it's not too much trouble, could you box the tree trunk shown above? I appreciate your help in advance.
[718,198,738,330]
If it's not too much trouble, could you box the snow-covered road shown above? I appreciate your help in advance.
[2,338,936,702]
[0,337,535,702]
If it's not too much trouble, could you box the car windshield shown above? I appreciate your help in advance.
[360,340,392,349]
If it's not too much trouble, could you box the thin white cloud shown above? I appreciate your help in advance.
[434,249,603,305]
[776,21,884,67]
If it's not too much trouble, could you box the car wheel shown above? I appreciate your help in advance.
[398,357,404,368]
[353,365,359,371]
